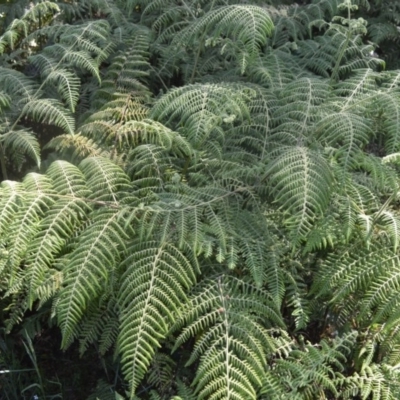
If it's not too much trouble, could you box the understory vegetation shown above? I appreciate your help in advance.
[2,0,400,398]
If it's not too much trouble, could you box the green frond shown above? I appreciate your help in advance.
[151,83,253,149]
[335,68,379,109]
[284,271,310,330]
[2,128,41,168]
[341,363,400,400]
[79,156,131,202]
[172,275,285,400]
[0,68,38,104]
[271,332,357,398]
[78,296,119,356]
[117,240,198,397]
[82,118,191,156]
[0,175,54,305]
[270,6,308,46]
[175,380,197,400]
[147,352,176,395]
[51,152,98,193]
[22,161,91,307]
[46,44,102,83]
[128,144,174,184]
[1,0,400,397]
[274,77,331,133]
[0,180,24,250]
[266,146,333,244]
[86,91,149,126]
[366,90,400,153]
[57,208,128,348]
[136,183,241,257]
[248,51,297,90]
[24,195,90,307]
[45,134,108,163]
[58,19,112,50]
[313,241,400,328]
[21,99,75,135]
[86,379,118,400]
[105,30,151,91]
[232,210,286,296]
[315,112,372,168]
[43,69,81,112]
[354,153,398,194]
[171,5,274,73]
[0,1,60,54]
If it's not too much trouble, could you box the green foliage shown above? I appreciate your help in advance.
[3,0,400,399]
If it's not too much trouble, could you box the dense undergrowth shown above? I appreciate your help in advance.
[2,0,400,399]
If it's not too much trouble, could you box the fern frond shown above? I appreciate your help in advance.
[57,208,128,349]
[285,270,310,330]
[2,128,41,168]
[117,240,198,397]
[341,363,400,400]
[46,44,102,83]
[170,5,274,73]
[151,83,253,149]
[266,146,333,244]
[0,1,60,54]
[2,173,54,286]
[172,275,285,400]
[313,241,400,328]
[24,195,90,307]
[315,112,372,168]
[43,69,81,112]
[45,134,108,163]
[79,156,131,202]
[272,332,357,398]
[21,99,75,135]
[147,352,176,395]
[0,68,38,104]
[78,295,119,356]
[86,379,118,400]
[248,51,297,90]
[335,68,379,109]
[0,180,24,254]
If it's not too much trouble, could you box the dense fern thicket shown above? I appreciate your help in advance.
[3,0,400,399]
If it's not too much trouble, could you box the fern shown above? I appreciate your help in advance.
[266,146,333,244]
[117,240,198,397]
[172,275,285,400]
[267,332,357,399]
[2,0,400,398]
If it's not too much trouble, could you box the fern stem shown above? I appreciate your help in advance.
[365,192,397,244]
[218,277,232,397]
[190,0,217,84]
[149,65,168,92]
[181,0,197,20]
[330,4,352,83]
[0,143,7,180]
[330,33,350,83]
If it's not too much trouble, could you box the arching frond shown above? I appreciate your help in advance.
[170,5,274,73]
[117,240,198,397]
[21,99,75,134]
[172,275,285,400]
[57,208,128,348]
[266,146,333,244]
[45,134,108,163]
[2,128,41,168]
[79,156,131,202]
[152,83,253,150]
